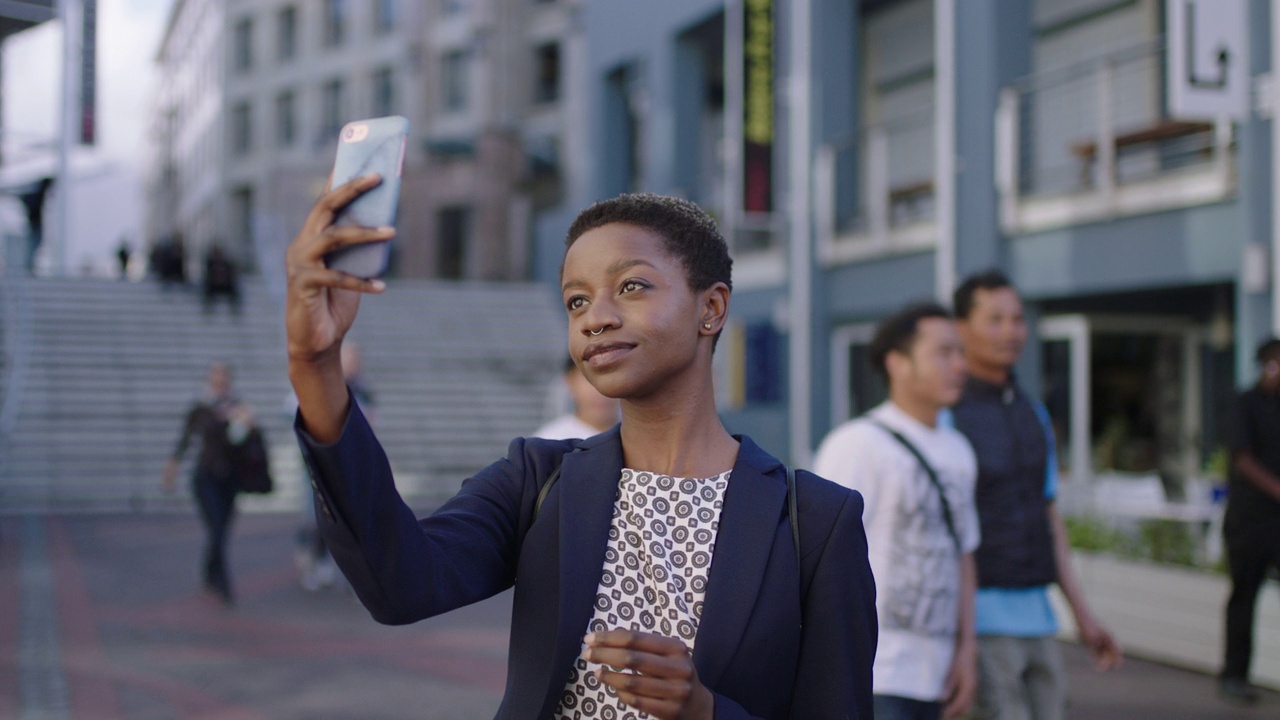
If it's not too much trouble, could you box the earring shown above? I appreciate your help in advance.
[703,322,713,330]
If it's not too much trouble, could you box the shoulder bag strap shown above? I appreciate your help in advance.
[869,419,962,553]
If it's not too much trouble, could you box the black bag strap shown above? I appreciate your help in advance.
[533,458,801,570]
[869,419,961,553]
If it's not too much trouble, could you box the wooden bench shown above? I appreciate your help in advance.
[1071,120,1214,185]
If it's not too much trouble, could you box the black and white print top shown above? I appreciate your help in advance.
[554,467,731,720]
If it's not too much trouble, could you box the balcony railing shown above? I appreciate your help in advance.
[996,37,1235,234]
[815,108,936,263]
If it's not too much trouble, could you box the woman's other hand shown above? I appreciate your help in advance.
[583,630,713,720]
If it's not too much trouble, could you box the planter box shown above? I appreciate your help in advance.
[1050,552,1280,689]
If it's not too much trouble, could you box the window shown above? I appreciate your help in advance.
[441,50,469,111]
[232,17,252,73]
[324,0,345,47]
[372,68,395,117]
[230,187,255,262]
[322,79,345,139]
[533,42,561,104]
[374,0,397,33]
[831,326,887,423]
[437,207,470,279]
[744,323,783,404]
[604,64,643,195]
[230,101,251,155]
[276,90,296,145]
[278,6,297,62]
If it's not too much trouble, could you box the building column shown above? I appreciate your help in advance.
[952,0,1031,280]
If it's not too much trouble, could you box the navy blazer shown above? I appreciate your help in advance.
[299,402,877,719]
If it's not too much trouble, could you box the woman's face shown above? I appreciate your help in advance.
[561,223,713,401]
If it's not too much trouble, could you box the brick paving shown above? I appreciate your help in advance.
[1,510,1277,719]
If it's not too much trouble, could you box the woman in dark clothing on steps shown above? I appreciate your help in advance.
[163,361,255,605]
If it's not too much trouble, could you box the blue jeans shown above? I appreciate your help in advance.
[874,694,942,720]
[194,470,238,600]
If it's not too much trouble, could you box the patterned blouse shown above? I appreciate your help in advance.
[554,467,731,719]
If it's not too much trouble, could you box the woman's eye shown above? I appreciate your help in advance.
[621,280,646,294]
[566,296,585,311]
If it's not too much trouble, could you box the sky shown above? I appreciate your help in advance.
[3,0,174,169]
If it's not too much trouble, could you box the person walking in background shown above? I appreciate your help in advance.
[203,243,241,314]
[116,238,132,279]
[814,302,979,720]
[289,342,375,591]
[534,356,620,440]
[163,361,255,606]
[152,232,188,288]
[1218,337,1280,706]
[951,271,1121,720]
[284,183,877,718]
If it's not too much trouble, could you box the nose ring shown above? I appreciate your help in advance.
[590,327,604,336]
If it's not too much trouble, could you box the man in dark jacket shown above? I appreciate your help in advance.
[1219,338,1280,706]
[951,271,1121,720]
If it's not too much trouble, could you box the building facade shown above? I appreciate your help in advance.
[548,0,1280,492]
[148,0,585,282]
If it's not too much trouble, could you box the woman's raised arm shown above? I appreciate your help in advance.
[285,173,395,443]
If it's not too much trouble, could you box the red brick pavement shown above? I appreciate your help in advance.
[4,511,1280,719]
[0,513,511,720]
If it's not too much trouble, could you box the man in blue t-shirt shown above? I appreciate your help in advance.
[951,271,1121,720]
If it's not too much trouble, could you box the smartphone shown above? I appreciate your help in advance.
[323,115,410,278]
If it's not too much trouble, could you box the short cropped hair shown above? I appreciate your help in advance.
[868,302,953,379]
[953,269,1015,319]
[565,193,733,293]
[1257,338,1280,364]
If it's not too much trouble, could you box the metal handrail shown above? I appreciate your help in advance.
[0,267,33,449]
[1011,36,1165,94]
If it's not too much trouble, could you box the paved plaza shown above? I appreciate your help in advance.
[0,511,1275,719]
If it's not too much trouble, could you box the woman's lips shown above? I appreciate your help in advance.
[583,342,634,367]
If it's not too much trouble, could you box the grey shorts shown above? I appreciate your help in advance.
[970,635,1067,720]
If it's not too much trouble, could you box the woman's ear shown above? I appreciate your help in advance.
[699,282,731,334]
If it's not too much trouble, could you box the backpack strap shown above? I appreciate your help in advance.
[869,419,962,553]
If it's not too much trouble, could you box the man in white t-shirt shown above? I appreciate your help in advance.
[814,302,979,720]
[534,357,619,440]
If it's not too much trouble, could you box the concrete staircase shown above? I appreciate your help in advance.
[0,276,565,513]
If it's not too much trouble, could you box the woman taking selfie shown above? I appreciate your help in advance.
[285,177,877,720]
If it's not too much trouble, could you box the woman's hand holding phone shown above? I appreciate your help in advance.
[284,174,395,442]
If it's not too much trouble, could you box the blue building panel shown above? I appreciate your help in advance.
[1011,201,1243,300]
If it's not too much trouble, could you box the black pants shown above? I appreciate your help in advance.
[1222,519,1280,681]
[194,470,238,599]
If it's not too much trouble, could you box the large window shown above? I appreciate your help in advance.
[278,6,297,62]
[437,206,470,279]
[324,0,346,47]
[276,90,296,145]
[322,79,345,139]
[603,63,644,195]
[441,50,469,111]
[232,17,252,74]
[533,42,561,104]
[372,68,395,117]
[374,0,397,34]
[230,102,251,155]
[230,187,255,262]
